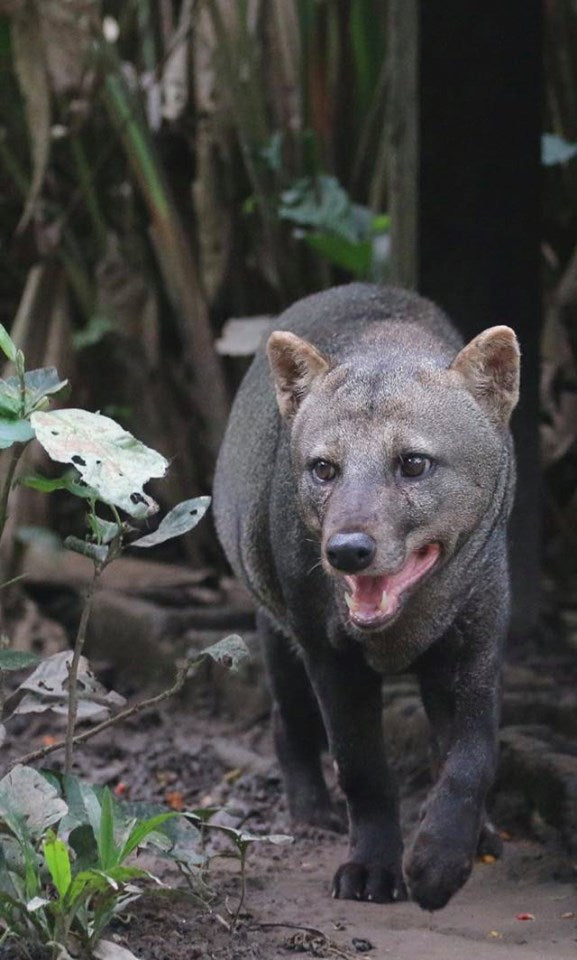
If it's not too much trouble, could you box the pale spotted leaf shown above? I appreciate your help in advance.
[30,409,168,517]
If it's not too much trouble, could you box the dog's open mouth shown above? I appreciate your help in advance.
[343,542,441,630]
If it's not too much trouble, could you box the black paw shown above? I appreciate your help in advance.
[476,819,503,859]
[403,830,473,911]
[332,860,407,903]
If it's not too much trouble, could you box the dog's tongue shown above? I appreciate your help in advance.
[344,543,440,624]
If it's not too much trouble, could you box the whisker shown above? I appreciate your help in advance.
[307,559,323,575]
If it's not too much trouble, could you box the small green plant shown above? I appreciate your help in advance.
[0,762,292,958]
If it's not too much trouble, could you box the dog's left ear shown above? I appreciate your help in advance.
[267,331,329,419]
[450,326,520,427]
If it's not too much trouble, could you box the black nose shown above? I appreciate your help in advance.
[326,532,376,573]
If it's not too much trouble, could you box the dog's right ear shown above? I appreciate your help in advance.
[267,331,329,419]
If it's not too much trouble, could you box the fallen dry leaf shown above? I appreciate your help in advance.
[165,790,185,811]
[480,854,496,864]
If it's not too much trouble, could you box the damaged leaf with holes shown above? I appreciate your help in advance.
[131,496,211,549]
[4,650,125,722]
[30,409,168,517]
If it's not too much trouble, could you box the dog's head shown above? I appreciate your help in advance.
[267,324,519,634]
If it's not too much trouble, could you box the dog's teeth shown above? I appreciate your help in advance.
[378,592,390,613]
[344,593,356,612]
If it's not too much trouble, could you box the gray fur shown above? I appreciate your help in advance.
[213,283,518,911]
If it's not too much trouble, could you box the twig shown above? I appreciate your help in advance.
[11,661,190,771]
[0,445,25,542]
[64,564,101,774]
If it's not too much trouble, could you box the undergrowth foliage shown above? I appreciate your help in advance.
[0,326,291,959]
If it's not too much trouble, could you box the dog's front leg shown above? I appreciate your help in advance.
[404,635,502,911]
[303,646,406,903]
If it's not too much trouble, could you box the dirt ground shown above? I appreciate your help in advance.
[4,694,577,960]
[2,557,577,960]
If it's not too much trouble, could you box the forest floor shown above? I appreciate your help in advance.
[2,553,577,959]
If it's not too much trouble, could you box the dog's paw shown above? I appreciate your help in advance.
[332,860,407,903]
[403,829,473,911]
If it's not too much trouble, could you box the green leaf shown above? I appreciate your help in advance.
[30,409,167,518]
[0,368,68,419]
[131,497,211,549]
[19,471,98,500]
[64,536,109,565]
[279,175,364,244]
[194,634,250,673]
[304,231,371,277]
[67,823,98,870]
[43,830,72,898]
[119,812,181,862]
[89,515,122,545]
[0,324,18,362]
[0,648,40,671]
[97,789,118,870]
[0,417,34,449]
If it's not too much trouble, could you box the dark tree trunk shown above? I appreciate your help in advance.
[389,1,542,639]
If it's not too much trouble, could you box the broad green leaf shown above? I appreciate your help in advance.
[0,648,40,671]
[0,765,67,836]
[63,777,103,840]
[0,368,68,419]
[30,409,168,517]
[64,535,109,565]
[19,471,97,500]
[0,324,17,362]
[97,789,118,870]
[67,824,98,870]
[43,830,71,897]
[131,497,210,549]
[195,634,250,673]
[304,231,371,277]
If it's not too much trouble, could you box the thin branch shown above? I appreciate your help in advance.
[64,563,101,774]
[0,445,26,542]
[10,661,190,771]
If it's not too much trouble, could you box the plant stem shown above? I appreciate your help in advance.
[64,564,101,774]
[12,661,190,770]
[0,445,25,542]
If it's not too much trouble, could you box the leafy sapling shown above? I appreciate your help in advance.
[15,407,211,773]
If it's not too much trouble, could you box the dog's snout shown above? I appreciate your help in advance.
[326,532,376,573]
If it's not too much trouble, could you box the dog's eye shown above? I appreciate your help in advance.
[310,459,337,483]
[398,454,433,478]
